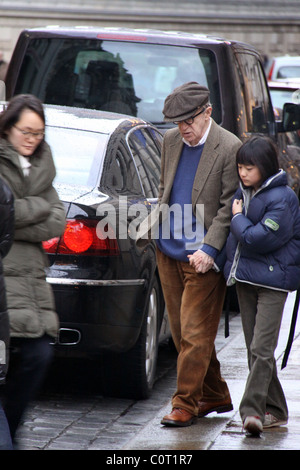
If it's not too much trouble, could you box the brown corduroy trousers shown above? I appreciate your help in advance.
[156,248,231,416]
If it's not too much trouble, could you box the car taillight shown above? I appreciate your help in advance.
[268,61,275,81]
[42,219,119,256]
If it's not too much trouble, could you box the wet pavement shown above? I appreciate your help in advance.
[124,292,300,451]
[14,292,300,451]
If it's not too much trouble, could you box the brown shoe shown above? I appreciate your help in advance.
[198,398,233,417]
[161,408,196,427]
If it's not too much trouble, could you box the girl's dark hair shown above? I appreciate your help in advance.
[236,136,279,183]
[0,94,45,155]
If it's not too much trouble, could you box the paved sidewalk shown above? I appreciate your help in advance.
[124,292,300,451]
[14,292,300,451]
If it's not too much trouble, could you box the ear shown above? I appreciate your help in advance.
[205,106,212,119]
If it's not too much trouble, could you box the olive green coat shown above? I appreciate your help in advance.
[0,138,66,338]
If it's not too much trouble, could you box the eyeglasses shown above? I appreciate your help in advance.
[173,106,209,125]
[13,125,45,140]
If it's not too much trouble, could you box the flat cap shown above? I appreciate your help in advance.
[163,82,210,122]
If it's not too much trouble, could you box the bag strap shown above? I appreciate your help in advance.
[281,289,300,370]
[224,288,230,338]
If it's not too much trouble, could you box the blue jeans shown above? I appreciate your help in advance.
[3,335,54,440]
[0,402,13,450]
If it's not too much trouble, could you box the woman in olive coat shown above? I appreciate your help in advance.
[0,94,66,441]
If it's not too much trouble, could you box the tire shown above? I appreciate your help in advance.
[101,275,163,399]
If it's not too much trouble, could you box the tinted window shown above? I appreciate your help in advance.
[15,38,221,124]
[128,128,161,198]
[235,53,273,134]
[102,133,143,196]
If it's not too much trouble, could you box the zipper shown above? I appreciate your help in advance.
[227,241,241,286]
[232,277,289,293]
[227,186,249,286]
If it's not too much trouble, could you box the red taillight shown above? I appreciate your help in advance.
[64,221,94,253]
[268,61,275,81]
[43,237,60,252]
[42,219,119,256]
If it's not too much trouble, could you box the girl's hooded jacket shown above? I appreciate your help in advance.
[0,137,66,339]
[224,170,300,292]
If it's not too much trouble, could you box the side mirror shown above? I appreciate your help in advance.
[279,102,300,132]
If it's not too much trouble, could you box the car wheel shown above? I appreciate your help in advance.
[100,275,163,399]
[144,276,160,390]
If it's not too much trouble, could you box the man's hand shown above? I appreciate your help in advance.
[188,250,214,273]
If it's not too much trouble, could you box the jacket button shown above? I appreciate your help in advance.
[269,266,274,271]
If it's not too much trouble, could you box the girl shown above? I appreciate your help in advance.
[224,136,300,436]
[0,94,66,442]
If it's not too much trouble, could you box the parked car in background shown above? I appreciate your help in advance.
[267,55,300,81]
[5,26,300,195]
[268,80,300,119]
[267,80,300,189]
[13,104,165,399]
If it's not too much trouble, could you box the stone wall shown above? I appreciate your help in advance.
[0,0,299,64]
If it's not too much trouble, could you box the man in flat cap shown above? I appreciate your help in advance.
[155,82,241,426]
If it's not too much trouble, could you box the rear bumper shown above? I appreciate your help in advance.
[46,277,145,287]
[47,277,147,354]
[53,322,142,355]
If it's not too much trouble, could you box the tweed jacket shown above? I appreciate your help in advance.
[137,119,241,255]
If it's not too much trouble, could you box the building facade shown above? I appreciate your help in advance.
[0,0,299,64]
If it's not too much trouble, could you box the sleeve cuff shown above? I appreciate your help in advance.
[200,243,219,260]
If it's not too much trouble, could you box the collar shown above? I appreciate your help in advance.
[18,154,31,176]
[182,118,212,147]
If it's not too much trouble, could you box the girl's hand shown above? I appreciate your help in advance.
[232,198,243,215]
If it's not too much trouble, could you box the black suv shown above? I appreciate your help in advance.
[5,26,300,193]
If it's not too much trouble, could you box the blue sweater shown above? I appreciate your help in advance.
[157,143,218,262]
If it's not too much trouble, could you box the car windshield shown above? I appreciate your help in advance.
[270,88,299,109]
[45,126,108,187]
[15,38,221,125]
[277,66,300,80]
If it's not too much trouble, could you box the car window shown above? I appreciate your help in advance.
[277,66,300,80]
[45,126,107,187]
[235,53,273,134]
[14,38,221,124]
[270,88,300,110]
[101,132,143,196]
[128,128,161,198]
